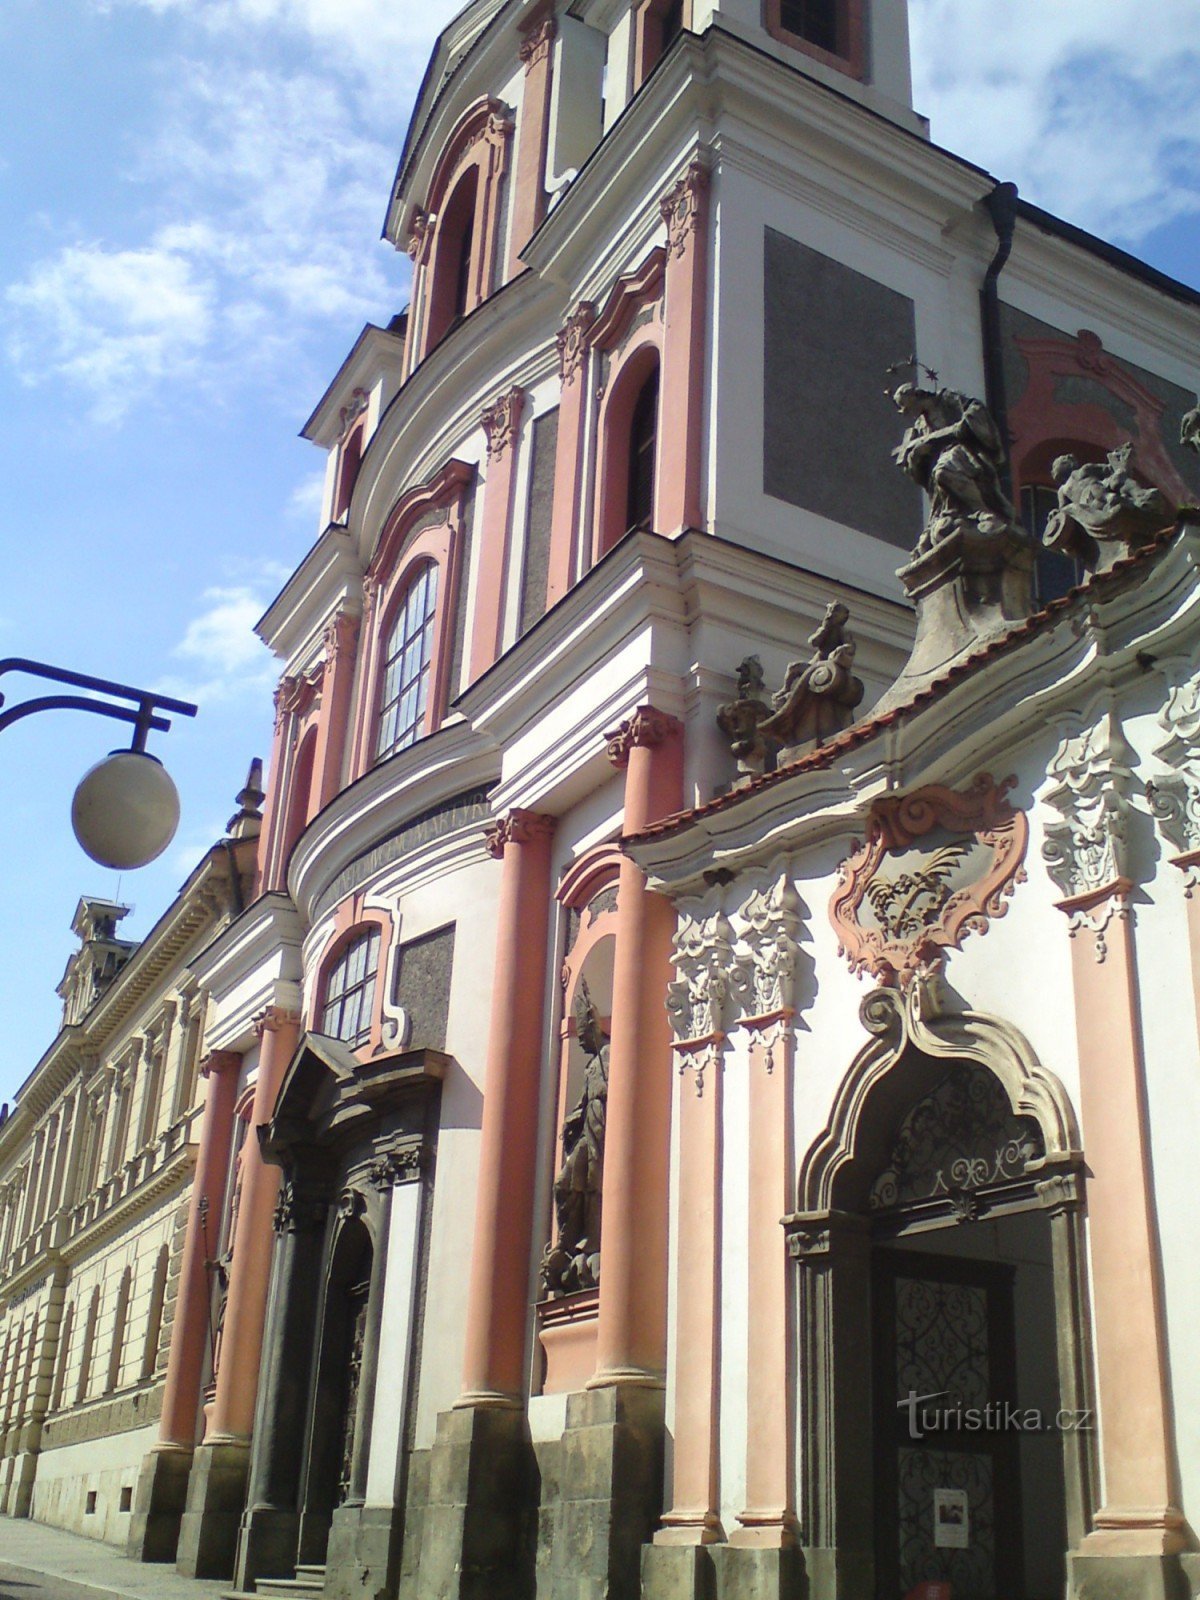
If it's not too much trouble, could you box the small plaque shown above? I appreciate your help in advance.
[933,1487,969,1549]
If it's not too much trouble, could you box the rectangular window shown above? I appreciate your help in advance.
[779,0,840,52]
[321,929,382,1049]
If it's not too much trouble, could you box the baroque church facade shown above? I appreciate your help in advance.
[4,2,1200,1598]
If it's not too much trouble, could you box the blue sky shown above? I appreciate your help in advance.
[0,0,1198,1102]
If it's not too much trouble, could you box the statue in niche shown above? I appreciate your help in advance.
[541,982,609,1297]
[1043,444,1172,572]
[757,602,865,760]
[1181,403,1200,457]
[891,380,1021,553]
[716,656,772,783]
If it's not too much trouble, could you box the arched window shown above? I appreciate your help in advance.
[333,422,364,522]
[320,929,382,1050]
[52,1302,74,1412]
[626,368,660,534]
[282,727,318,863]
[141,1246,169,1381]
[1020,481,1083,606]
[76,1288,100,1404]
[427,168,479,351]
[376,562,439,761]
[107,1267,132,1394]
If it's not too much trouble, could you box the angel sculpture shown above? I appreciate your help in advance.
[541,982,609,1297]
[891,381,1020,553]
[1043,444,1172,572]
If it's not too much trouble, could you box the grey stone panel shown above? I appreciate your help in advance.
[394,925,457,1052]
[762,228,922,548]
[127,1443,193,1563]
[999,302,1200,499]
[520,408,560,637]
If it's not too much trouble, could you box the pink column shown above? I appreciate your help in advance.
[656,161,710,537]
[507,6,556,276]
[1060,885,1184,1559]
[157,1052,241,1449]
[468,387,526,684]
[311,609,360,810]
[592,707,684,1386]
[257,680,295,894]
[458,810,556,1406]
[733,1022,797,1545]
[203,1011,299,1443]
[546,305,596,608]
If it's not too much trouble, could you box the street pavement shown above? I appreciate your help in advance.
[0,1517,228,1600]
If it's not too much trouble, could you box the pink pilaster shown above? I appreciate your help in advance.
[257,680,294,894]
[311,609,360,810]
[546,304,596,607]
[507,8,557,276]
[157,1052,241,1450]
[592,707,684,1386]
[657,162,710,537]
[458,810,556,1406]
[203,1011,299,1443]
[1060,885,1184,1557]
[468,387,526,683]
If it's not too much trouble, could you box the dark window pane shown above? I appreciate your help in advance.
[779,0,840,53]
[660,0,685,53]
[377,562,439,761]
[626,368,659,533]
[1021,483,1084,606]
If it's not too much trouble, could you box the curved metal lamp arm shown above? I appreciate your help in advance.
[0,658,198,748]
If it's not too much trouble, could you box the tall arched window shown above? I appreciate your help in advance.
[320,929,382,1050]
[626,367,660,534]
[141,1246,169,1382]
[376,562,439,762]
[107,1267,132,1393]
[427,168,479,350]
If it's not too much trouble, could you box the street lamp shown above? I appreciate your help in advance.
[0,658,198,870]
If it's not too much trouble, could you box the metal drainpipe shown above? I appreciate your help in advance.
[981,180,1020,501]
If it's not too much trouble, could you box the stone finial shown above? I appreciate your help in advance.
[1182,403,1200,457]
[716,656,772,783]
[758,603,865,763]
[227,758,265,839]
[1044,444,1172,573]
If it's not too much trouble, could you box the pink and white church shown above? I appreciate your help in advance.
[106,1,1200,1597]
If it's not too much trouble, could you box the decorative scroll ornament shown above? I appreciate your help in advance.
[1147,664,1200,879]
[273,1177,331,1235]
[406,208,431,264]
[831,774,1028,989]
[337,387,369,441]
[367,1141,426,1189]
[519,12,557,68]
[736,875,804,1071]
[667,903,740,1096]
[557,301,596,386]
[660,160,709,259]
[605,705,683,770]
[484,808,556,859]
[1042,711,1138,901]
[481,385,525,460]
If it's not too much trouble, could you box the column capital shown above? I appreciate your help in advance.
[481,385,526,461]
[323,607,361,666]
[254,1007,301,1040]
[200,1049,242,1081]
[1042,709,1138,905]
[485,809,557,859]
[605,705,684,770]
[519,7,557,69]
[660,159,711,260]
[557,302,597,387]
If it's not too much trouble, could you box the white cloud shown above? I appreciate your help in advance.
[165,580,277,706]
[909,2,1200,242]
[287,469,326,524]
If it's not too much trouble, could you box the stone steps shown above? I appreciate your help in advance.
[224,1563,326,1599]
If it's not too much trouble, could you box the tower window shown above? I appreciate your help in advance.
[779,0,840,52]
[321,929,382,1049]
[626,368,660,534]
[376,562,439,761]
[660,0,685,53]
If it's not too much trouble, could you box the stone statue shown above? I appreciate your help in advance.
[757,602,865,761]
[716,656,772,783]
[1043,444,1172,573]
[891,381,1021,553]
[541,982,609,1297]
[1182,403,1200,457]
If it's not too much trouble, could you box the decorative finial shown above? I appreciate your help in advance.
[227,758,265,838]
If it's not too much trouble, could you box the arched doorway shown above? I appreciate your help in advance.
[789,985,1097,1600]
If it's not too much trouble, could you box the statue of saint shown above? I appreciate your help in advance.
[1044,444,1172,572]
[541,982,609,1296]
[891,381,1019,553]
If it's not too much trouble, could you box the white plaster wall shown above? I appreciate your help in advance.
[365,1181,423,1507]
[29,1420,157,1545]
[548,18,606,188]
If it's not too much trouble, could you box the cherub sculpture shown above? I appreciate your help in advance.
[716,655,773,782]
[541,982,609,1297]
[891,381,1020,553]
[1043,444,1172,572]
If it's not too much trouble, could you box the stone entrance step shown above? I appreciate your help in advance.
[223,1565,326,1599]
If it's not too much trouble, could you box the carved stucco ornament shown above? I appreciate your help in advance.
[667,901,741,1096]
[737,875,803,1071]
[1146,662,1200,888]
[831,774,1029,989]
[1042,709,1139,961]
[1043,443,1173,574]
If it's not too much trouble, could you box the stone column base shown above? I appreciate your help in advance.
[796,1546,872,1600]
[323,1502,403,1600]
[641,1544,807,1600]
[543,1383,665,1600]
[1068,1550,1190,1600]
[128,1444,194,1562]
[415,1404,537,1600]
[10,1451,38,1518]
[232,1501,300,1590]
[176,1437,250,1579]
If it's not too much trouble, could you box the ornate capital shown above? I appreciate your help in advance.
[481,385,525,460]
[739,876,803,1020]
[367,1141,427,1189]
[200,1049,241,1081]
[1147,664,1200,869]
[273,673,299,733]
[254,1007,301,1040]
[323,609,360,667]
[485,808,557,859]
[406,208,431,264]
[519,11,557,69]
[660,160,710,260]
[1042,711,1139,903]
[667,905,740,1044]
[605,705,684,770]
[273,1177,330,1235]
[557,301,596,387]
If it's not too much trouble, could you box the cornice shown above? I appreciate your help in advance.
[256,522,364,666]
[189,891,305,1012]
[300,323,406,448]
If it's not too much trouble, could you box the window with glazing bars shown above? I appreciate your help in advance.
[779,0,840,52]
[320,928,381,1049]
[376,562,438,760]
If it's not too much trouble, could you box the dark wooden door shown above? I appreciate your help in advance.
[873,1249,1023,1600]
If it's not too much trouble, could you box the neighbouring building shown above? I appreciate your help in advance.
[0,771,262,1546]
[12,2,1200,1599]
